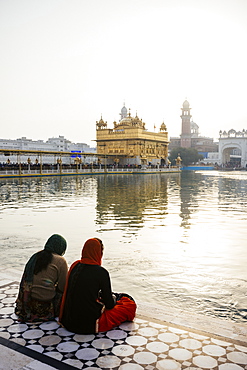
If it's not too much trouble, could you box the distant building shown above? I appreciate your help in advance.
[169,100,218,155]
[96,105,169,166]
[0,136,96,164]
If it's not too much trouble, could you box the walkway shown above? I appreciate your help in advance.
[0,269,246,369]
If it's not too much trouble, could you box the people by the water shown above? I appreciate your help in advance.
[59,237,136,333]
[15,234,68,322]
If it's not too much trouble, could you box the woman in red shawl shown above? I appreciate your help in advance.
[59,238,136,333]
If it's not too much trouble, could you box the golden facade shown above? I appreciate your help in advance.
[96,109,169,166]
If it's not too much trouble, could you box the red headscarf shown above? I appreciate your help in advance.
[81,238,103,266]
[59,238,103,322]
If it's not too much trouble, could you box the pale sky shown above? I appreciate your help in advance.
[1,0,247,146]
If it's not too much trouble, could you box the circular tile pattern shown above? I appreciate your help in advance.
[0,318,14,327]
[119,364,143,370]
[0,331,10,339]
[92,338,114,349]
[39,334,61,346]
[156,359,181,370]
[219,364,244,370]
[10,337,26,346]
[227,351,247,364]
[73,333,95,342]
[119,322,139,331]
[56,327,74,337]
[138,327,159,337]
[169,348,192,361]
[203,344,226,357]
[27,344,44,353]
[46,352,63,361]
[96,355,121,368]
[7,323,28,333]
[235,344,247,353]
[169,327,187,334]
[0,307,14,314]
[189,332,208,340]
[112,344,135,357]
[211,338,231,346]
[179,338,202,350]
[133,351,157,364]
[39,321,60,331]
[22,329,44,339]
[56,341,80,353]
[125,335,147,346]
[106,329,127,340]
[75,347,99,360]
[146,341,169,353]
[193,355,217,368]
[158,333,179,343]
[2,297,16,304]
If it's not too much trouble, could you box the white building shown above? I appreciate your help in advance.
[0,136,96,164]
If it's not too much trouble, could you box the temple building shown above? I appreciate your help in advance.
[169,100,218,155]
[96,105,169,166]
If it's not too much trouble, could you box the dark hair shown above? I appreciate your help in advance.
[34,250,53,275]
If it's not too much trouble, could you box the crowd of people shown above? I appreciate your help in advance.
[15,235,136,334]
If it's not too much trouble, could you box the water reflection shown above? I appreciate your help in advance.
[0,172,247,323]
[95,175,170,235]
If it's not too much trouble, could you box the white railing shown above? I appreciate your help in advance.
[0,167,179,176]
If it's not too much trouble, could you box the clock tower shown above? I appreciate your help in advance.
[180,99,192,148]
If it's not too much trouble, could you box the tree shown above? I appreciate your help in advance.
[169,147,204,166]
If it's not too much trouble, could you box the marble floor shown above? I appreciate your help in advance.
[0,278,247,369]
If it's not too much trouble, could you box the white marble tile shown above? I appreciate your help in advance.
[2,297,16,304]
[27,344,44,353]
[39,334,61,346]
[156,358,181,369]
[46,352,63,361]
[10,337,26,346]
[211,338,231,346]
[75,347,99,360]
[106,329,127,340]
[120,322,139,331]
[138,327,159,337]
[158,333,179,343]
[169,348,192,361]
[63,359,83,369]
[179,338,202,350]
[0,318,14,326]
[112,344,135,357]
[56,341,80,353]
[92,337,114,349]
[146,341,169,353]
[193,355,217,368]
[22,329,44,339]
[126,335,147,346]
[133,351,157,364]
[0,331,10,339]
[96,355,121,368]
[0,306,14,314]
[73,333,95,342]
[219,364,244,370]
[227,351,247,364]
[189,332,208,340]
[235,344,247,353]
[203,344,226,357]
[39,321,60,331]
[119,363,144,369]
[56,327,74,336]
[7,323,28,333]
[169,327,187,334]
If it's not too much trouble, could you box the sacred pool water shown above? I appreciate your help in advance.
[0,171,246,323]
